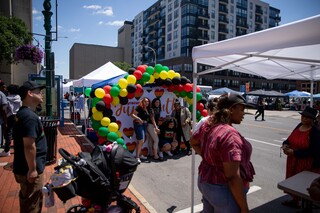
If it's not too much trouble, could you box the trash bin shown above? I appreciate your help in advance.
[40,117,59,165]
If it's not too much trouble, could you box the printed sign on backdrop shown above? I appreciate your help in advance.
[110,86,176,156]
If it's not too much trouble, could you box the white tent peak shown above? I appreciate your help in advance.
[72,61,127,87]
[192,15,320,81]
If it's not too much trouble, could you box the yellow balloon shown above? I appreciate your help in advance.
[118,78,128,89]
[153,73,160,79]
[127,75,136,84]
[92,107,97,113]
[119,88,128,97]
[95,88,105,99]
[92,111,103,121]
[112,96,120,106]
[116,130,122,138]
[100,117,111,126]
[174,72,181,78]
[109,122,119,132]
[168,70,176,79]
[186,97,193,105]
[148,75,155,84]
[159,71,168,80]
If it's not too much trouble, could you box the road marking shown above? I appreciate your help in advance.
[273,139,283,143]
[246,137,281,147]
[244,123,291,132]
[175,185,261,213]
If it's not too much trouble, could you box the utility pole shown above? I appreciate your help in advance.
[43,0,53,116]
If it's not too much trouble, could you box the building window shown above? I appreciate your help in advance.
[168,13,172,22]
[168,3,172,12]
[167,43,172,51]
[184,64,193,72]
[174,9,179,19]
[173,41,178,49]
[174,20,179,28]
[173,30,178,39]
[167,33,172,41]
[167,23,172,32]
[174,0,179,9]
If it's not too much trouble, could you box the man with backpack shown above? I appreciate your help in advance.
[0,84,21,157]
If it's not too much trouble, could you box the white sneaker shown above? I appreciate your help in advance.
[165,151,173,157]
[136,158,141,163]
[159,152,163,158]
[0,151,10,157]
[139,155,147,160]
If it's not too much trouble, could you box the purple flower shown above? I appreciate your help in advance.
[14,45,44,64]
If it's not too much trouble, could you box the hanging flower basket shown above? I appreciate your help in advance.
[14,45,44,64]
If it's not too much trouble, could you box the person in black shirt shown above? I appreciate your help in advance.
[13,81,47,213]
[131,97,151,163]
[158,118,178,158]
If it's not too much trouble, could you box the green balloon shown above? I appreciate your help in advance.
[155,64,163,74]
[187,92,193,99]
[107,132,118,141]
[196,93,203,101]
[124,74,129,79]
[122,144,128,150]
[92,97,101,106]
[85,87,92,97]
[196,110,201,119]
[110,86,120,97]
[146,66,154,75]
[163,66,169,71]
[142,72,151,82]
[98,127,109,137]
[180,91,187,97]
[116,138,125,145]
[91,119,101,130]
[189,105,193,112]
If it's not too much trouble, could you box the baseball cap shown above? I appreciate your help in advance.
[218,93,247,109]
[18,81,46,100]
[299,106,318,119]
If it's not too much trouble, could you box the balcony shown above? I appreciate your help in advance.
[218,27,229,34]
[255,7,263,15]
[219,16,229,24]
[236,21,248,28]
[197,23,210,29]
[255,16,263,24]
[219,6,228,14]
[219,0,228,5]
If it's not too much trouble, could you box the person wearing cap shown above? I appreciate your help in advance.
[192,93,255,213]
[281,106,320,208]
[13,81,47,213]
[171,99,192,155]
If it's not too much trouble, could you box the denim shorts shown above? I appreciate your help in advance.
[134,122,147,140]
[198,176,248,213]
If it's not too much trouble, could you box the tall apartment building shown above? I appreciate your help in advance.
[130,0,301,92]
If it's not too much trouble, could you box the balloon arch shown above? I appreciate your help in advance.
[84,64,208,149]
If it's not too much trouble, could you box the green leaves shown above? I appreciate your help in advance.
[0,15,32,64]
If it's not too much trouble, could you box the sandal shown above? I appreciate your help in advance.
[281,200,300,209]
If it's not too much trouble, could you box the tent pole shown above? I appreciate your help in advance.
[191,60,198,213]
[310,68,314,107]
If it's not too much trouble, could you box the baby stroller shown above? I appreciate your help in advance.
[48,141,140,213]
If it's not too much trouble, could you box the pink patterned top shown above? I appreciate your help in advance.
[193,122,255,188]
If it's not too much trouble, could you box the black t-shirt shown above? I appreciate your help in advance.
[135,105,150,122]
[13,106,47,175]
[159,125,176,143]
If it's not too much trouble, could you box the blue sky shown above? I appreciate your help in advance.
[32,0,320,80]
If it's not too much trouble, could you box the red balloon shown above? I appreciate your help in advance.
[136,84,143,93]
[105,103,111,108]
[197,102,204,111]
[196,86,201,92]
[103,85,112,94]
[133,70,142,80]
[103,93,113,104]
[177,84,184,92]
[136,65,146,73]
[184,83,193,92]
[201,109,208,117]
[98,136,106,144]
[127,92,135,99]
[168,85,175,92]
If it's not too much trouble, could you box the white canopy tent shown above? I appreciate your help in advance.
[72,61,127,87]
[189,15,320,212]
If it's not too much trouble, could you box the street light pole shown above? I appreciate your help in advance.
[43,0,53,116]
[145,46,157,66]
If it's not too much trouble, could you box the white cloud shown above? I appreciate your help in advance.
[69,28,80,32]
[32,9,40,14]
[58,25,63,30]
[98,20,124,26]
[34,16,42,21]
[83,5,102,10]
[95,6,113,16]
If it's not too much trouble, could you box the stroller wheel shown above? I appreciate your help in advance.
[66,204,87,213]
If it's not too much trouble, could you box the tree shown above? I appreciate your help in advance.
[0,15,32,64]
[113,61,132,72]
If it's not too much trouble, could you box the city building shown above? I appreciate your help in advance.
[69,21,133,79]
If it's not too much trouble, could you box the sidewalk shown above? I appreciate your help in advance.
[0,120,150,213]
